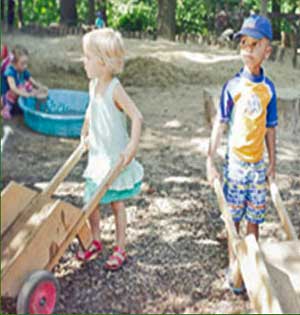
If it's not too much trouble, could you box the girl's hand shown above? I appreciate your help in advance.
[80,133,89,151]
[123,142,137,166]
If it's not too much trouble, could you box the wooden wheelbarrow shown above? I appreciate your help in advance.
[1,143,124,314]
[213,178,300,314]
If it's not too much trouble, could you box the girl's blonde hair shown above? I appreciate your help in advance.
[12,45,29,62]
[83,28,125,75]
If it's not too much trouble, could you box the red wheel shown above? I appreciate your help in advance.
[17,270,59,314]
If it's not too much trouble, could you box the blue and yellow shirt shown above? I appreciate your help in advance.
[219,67,278,163]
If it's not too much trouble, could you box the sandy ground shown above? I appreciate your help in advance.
[1,33,300,314]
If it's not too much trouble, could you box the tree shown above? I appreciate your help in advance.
[17,0,24,28]
[7,0,15,29]
[60,0,77,26]
[272,0,281,40]
[1,0,5,22]
[88,0,95,25]
[157,0,176,41]
[260,0,268,16]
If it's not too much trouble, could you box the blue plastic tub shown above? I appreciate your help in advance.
[18,89,89,138]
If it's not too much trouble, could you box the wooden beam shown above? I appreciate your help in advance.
[77,221,93,250]
[261,240,300,302]
[236,234,284,314]
[269,180,298,240]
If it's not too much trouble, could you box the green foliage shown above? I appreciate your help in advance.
[13,0,300,38]
[22,0,59,26]
[107,0,157,32]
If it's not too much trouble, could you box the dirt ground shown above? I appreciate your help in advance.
[1,33,300,314]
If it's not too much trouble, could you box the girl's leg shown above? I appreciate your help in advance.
[89,206,101,241]
[111,201,127,250]
[104,201,127,270]
[76,206,102,261]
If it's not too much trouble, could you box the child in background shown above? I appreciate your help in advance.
[95,11,105,29]
[78,28,144,271]
[1,45,48,119]
[206,15,277,294]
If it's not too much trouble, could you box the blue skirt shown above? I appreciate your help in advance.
[84,178,142,205]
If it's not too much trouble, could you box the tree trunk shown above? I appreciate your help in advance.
[17,0,23,28]
[7,0,15,29]
[260,0,268,16]
[157,0,176,41]
[1,0,5,22]
[272,0,280,40]
[60,0,77,26]
[88,0,95,25]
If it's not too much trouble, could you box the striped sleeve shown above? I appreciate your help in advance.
[266,79,278,127]
[218,81,234,123]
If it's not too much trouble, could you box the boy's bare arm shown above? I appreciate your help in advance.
[265,127,276,179]
[206,118,226,185]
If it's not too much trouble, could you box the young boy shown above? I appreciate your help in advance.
[206,15,277,293]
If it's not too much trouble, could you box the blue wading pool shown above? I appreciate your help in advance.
[18,89,89,138]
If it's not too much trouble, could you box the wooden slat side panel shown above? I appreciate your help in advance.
[1,182,37,235]
[1,201,81,297]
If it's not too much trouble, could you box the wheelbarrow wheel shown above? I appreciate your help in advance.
[16,270,59,314]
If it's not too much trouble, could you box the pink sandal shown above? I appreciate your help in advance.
[104,246,127,271]
[76,240,103,261]
[1,105,12,120]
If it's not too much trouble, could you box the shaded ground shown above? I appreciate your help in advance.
[1,33,300,314]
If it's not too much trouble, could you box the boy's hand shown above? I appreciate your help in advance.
[266,164,275,180]
[206,158,220,187]
[123,142,137,166]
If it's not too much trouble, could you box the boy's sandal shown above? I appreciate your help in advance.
[226,268,246,295]
[76,240,103,261]
[104,246,127,271]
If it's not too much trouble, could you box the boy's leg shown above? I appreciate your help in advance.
[246,222,259,240]
[245,159,266,241]
[223,157,247,292]
[111,201,127,250]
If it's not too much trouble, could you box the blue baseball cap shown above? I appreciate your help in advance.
[234,15,273,41]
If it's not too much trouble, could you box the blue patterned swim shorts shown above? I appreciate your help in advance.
[223,155,267,224]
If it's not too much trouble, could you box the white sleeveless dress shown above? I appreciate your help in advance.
[83,77,144,204]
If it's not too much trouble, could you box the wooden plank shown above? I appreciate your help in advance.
[1,182,37,235]
[236,235,284,314]
[213,179,243,288]
[1,200,81,297]
[77,220,93,250]
[269,181,298,240]
[2,143,85,250]
[261,240,300,301]
[213,179,240,245]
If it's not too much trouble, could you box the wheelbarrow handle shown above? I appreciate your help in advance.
[213,178,239,243]
[82,154,125,217]
[43,142,86,197]
[268,179,297,240]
